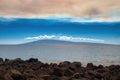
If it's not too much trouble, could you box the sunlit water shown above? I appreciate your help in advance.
[0,42,120,66]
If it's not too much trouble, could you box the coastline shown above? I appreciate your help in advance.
[0,58,120,80]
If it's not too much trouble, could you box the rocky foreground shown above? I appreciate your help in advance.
[0,58,120,80]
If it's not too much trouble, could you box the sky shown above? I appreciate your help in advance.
[0,0,120,19]
[0,0,120,45]
[0,18,120,45]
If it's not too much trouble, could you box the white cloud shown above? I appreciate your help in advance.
[0,14,120,22]
[25,35,55,40]
[0,16,16,22]
[25,35,104,43]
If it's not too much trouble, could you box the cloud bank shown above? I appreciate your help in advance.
[0,0,120,19]
[25,35,104,43]
[0,15,120,23]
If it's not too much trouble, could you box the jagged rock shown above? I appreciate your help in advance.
[43,75,60,80]
[72,73,81,79]
[0,58,119,80]
[27,58,38,62]
[98,65,104,69]
[88,70,103,79]
[10,69,25,80]
[5,58,10,62]
[0,58,3,63]
[69,62,81,71]
[50,63,58,68]
[86,63,94,69]
[59,61,71,68]
[52,68,63,77]
[71,62,81,68]
[64,69,73,77]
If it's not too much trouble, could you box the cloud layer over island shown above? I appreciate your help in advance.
[25,35,104,43]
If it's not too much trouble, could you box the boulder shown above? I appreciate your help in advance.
[69,62,81,71]
[27,58,38,62]
[43,75,60,80]
[64,69,73,77]
[10,69,25,80]
[52,68,63,77]
[59,61,71,68]
[0,58,3,63]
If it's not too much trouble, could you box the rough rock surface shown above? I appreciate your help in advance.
[0,58,120,80]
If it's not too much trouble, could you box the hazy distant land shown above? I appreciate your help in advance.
[0,40,120,66]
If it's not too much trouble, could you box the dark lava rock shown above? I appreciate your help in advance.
[0,58,119,80]
[98,65,104,69]
[69,62,81,71]
[43,75,60,80]
[52,68,63,77]
[72,73,81,79]
[27,58,38,62]
[0,58,3,61]
[50,63,58,68]
[71,62,81,68]
[64,69,74,77]
[10,69,25,80]
[88,70,103,79]
[5,58,10,62]
[86,63,94,69]
[59,61,71,68]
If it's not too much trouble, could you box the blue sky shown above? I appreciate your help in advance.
[0,17,120,45]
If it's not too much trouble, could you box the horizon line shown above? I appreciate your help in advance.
[0,14,120,22]
[0,39,119,46]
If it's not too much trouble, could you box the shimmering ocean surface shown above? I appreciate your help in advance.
[0,40,120,66]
